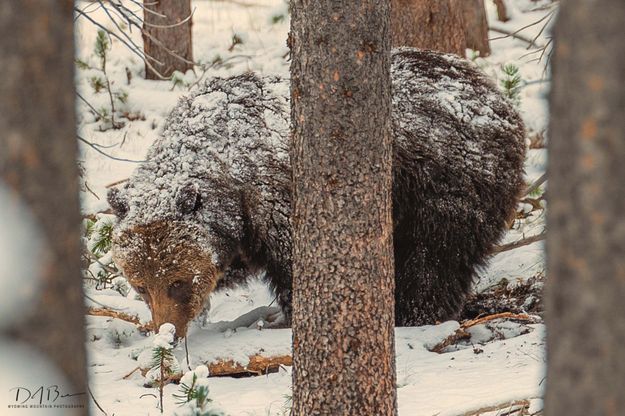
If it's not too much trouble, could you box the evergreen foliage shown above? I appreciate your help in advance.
[500,63,523,105]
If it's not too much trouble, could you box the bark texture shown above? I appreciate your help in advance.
[143,0,194,79]
[0,0,87,412]
[461,0,491,56]
[290,0,397,414]
[546,1,625,415]
[391,0,466,56]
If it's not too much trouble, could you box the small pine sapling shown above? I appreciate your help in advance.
[174,366,225,416]
[76,30,126,130]
[84,214,121,288]
[500,64,523,106]
[95,30,124,129]
[147,323,182,413]
[90,217,113,256]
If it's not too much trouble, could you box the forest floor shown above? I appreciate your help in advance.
[76,0,551,414]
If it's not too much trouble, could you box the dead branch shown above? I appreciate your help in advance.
[78,135,145,163]
[87,306,153,332]
[122,366,141,380]
[461,399,531,416]
[88,386,110,416]
[429,328,471,353]
[105,178,129,188]
[524,173,547,197]
[430,313,539,353]
[489,27,541,48]
[84,181,101,200]
[492,232,546,254]
[462,312,537,330]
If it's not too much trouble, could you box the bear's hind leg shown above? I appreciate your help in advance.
[394,249,472,326]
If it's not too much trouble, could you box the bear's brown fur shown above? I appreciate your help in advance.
[109,48,526,337]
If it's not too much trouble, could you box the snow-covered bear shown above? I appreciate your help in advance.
[108,48,525,337]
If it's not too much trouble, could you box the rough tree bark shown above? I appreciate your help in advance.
[0,0,87,412]
[290,0,397,414]
[461,0,491,56]
[143,0,194,79]
[391,0,466,56]
[546,1,625,415]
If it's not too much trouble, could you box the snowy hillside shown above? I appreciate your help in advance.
[76,0,551,415]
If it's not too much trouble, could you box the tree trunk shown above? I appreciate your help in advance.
[546,1,625,415]
[143,0,194,80]
[461,0,491,56]
[493,0,509,22]
[0,0,87,413]
[391,0,466,56]
[290,0,397,414]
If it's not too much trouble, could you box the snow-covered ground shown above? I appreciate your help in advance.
[76,0,551,414]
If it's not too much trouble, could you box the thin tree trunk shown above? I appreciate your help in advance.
[0,0,87,412]
[391,0,466,56]
[546,1,625,415]
[290,0,397,414]
[143,0,194,79]
[462,0,491,56]
[493,0,509,22]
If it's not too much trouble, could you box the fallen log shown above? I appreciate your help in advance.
[207,354,293,377]
[430,312,540,353]
[137,354,293,381]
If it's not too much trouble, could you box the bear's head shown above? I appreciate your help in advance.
[107,185,220,338]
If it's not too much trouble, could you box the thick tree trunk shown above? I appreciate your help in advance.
[391,0,466,56]
[546,1,625,415]
[143,0,194,79]
[290,0,397,414]
[0,0,87,413]
[461,0,491,56]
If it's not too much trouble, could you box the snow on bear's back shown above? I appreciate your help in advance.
[120,74,291,229]
[391,47,525,186]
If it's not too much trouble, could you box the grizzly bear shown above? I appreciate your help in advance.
[108,48,526,337]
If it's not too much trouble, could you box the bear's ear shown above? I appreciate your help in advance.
[107,187,129,219]
[175,183,201,215]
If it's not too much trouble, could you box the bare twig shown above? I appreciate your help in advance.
[461,399,531,416]
[492,232,546,254]
[490,10,555,43]
[84,181,101,200]
[78,135,145,163]
[88,386,109,416]
[77,92,107,120]
[489,27,541,48]
[105,178,130,188]
[524,173,547,197]
[184,337,192,371]
[74,7,169,80]
[122,366,141,380]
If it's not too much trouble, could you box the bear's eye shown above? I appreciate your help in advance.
[168,280,191,302]
[136,286,147,294]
